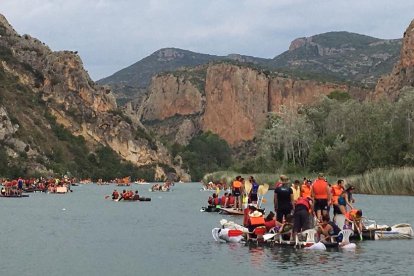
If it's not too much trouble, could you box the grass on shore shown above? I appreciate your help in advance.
[347,167,414,195]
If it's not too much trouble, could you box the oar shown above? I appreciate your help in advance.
[244,180,252,196]
[258,183,269,208]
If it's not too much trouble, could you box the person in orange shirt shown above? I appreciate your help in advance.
[331,179,345,217]
[301,179,312,198]
[232,176,243,209]
[311,173,331,221]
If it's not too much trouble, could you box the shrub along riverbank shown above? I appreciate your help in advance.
[347,167,414,195]
[204,167,414,195]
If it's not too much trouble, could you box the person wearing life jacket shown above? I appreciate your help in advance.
[292,196,314,241]
[331,179,345,216]
[227,193,235,207]
[232,176,243,209]
[247,210,266,239]
[221,193,228,207]
[132,190,140,200]
[345,209,363,234]
[301,179,312,198]
[112,189,119,200]
[311,173,331,221]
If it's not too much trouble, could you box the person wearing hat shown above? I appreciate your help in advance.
[247,210,266,240]
[311,173,331,222]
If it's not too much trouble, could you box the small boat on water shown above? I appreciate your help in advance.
[0,194,29,198]
[135,181,151,185]
[218,207,244,215]
[200,206,220,212]
[114,197,151,202]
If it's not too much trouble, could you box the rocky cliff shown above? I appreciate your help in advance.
[0,14,188,180]
[140,63,369,146]
[374,19,414,100]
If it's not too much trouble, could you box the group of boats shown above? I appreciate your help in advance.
[209,210,413,250]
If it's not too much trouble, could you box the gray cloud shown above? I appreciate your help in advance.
[2,0,413,80]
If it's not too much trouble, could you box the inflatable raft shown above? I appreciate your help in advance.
[114,197,151,202]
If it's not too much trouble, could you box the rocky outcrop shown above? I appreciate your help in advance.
[0,14,189,180]
[374,19,414,100]
[141,63,368,146]
[142,74,204,121]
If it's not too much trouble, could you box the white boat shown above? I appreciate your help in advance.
[135,181,151,185]
[366,223,414,240]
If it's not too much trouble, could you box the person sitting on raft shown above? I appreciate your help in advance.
[264,211,284,232]
[208,193,219,207]
[221,193,228,207]
[227,193,235,208]
[317,214,342,242]
[247,210,266,240]
[132,190,140,201]
[112,189,119,200]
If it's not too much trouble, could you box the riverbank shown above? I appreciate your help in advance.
[203,167,414,195]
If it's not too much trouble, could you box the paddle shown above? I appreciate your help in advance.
[258,183,269,208]
[244,180,252,195]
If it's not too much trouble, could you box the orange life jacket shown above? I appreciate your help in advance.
[312,179,328,199]
[331,184,344,205]
[346,209,361,221]
[232,180,242,189]
[301,184,311,198]
[213,197,219,205]
[249,216,265,226]
[228,196,235,205]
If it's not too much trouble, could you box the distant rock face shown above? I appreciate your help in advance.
[201,64,269,145]
[289,37,308,51]
[0,14,189,180]
[142,74,204,121]
[375,19,414,100]
[141,63,367,146]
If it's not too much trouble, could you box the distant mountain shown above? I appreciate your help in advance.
[97,48,268,104]
[100,32,402,105]
[271,31,402,85]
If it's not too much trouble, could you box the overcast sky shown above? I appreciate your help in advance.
[2,0,414,80]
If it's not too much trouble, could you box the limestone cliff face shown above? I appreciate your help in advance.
[0,14,188,180]
[142,74,204,121]
[268,77,350,111]
[142,63,367,146]
[375,19,414,100]
[202,64,269,145]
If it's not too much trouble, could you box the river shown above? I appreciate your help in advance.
[0,183,412,275]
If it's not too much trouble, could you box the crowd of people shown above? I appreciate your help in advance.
[207,173,363,243]
[111,189,140,201]
[259,173,361,242]
[0,177,75,196]
[150,181,173,192]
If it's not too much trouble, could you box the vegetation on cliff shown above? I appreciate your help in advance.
[230,87,414,179]
[170,131,232,181]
